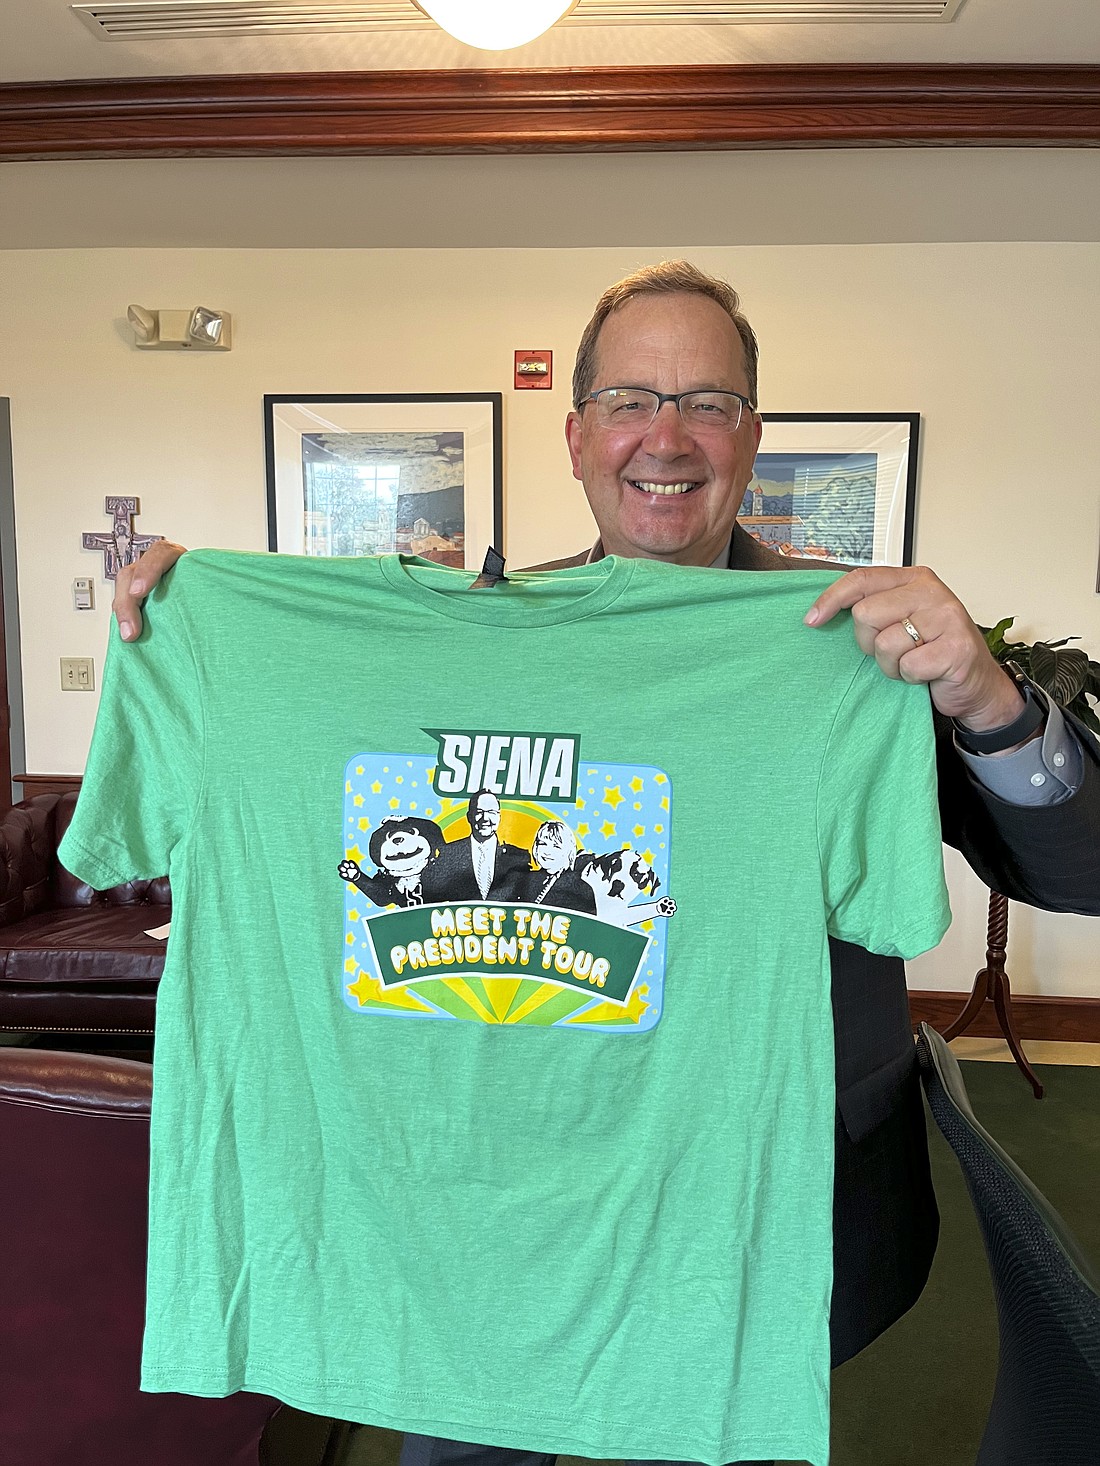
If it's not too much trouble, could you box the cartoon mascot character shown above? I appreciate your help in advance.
[338,816,446,909]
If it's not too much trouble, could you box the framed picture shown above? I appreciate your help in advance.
[264,394,503,570]
[738,413,920,567]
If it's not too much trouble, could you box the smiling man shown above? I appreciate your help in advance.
[111,259,1100,1466]
[565,287,762,567]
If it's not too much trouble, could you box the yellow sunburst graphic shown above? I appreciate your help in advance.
[346,969,647,1028]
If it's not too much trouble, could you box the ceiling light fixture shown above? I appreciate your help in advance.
[412,0,578,50]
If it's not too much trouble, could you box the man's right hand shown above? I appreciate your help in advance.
[112,541,188,641]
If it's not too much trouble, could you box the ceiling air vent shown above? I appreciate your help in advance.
[72,0,969,41]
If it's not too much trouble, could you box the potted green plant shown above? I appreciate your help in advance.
[981,618,1100,734]
[942,620,1099,1097]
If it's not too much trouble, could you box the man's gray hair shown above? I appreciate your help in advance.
[571,260,759,412]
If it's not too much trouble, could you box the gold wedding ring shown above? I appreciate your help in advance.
[901,617,923,647]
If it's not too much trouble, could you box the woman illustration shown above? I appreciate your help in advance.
[510,820,596,915]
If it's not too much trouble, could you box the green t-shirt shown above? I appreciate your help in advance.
[60,550,950,1466]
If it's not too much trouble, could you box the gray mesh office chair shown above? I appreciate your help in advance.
[916,1023,1100,1466]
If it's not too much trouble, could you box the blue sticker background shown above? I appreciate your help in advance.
[340,753,674,1033]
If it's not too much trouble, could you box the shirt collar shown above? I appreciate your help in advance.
[585,535,732,570]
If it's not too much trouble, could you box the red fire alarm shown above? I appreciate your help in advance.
[514,350,553,390]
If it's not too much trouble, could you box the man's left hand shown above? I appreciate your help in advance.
[804,565,1025,732]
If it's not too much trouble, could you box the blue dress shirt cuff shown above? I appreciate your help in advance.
[956,694,1083,806]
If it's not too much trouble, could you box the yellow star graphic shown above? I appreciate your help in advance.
[345,780,352,793]
[642,850,655,865]
[576,822,589,838]
[347,972,373,1005]
[344,957,356,972]
[346,932,355,945]
[356,765,364,776]
[629,777,644,793]
[600,820,616,839]
[575,796,586,809]
[655,773,667,784]
[370,780,382,794]
[358,817,369,831]
[353,794,364,807]
[603,785,624,809]
[348,909,359,922]
[345,844,364,861]
[660,796,669,811]
[388,797,401,809]
[633,824,645,838]
[654,823,664,833]
[624,983,650,1022]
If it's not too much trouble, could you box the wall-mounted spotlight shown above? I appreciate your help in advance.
[126,304,233,351]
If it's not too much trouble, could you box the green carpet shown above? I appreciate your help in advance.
[271,1058,1100,1466]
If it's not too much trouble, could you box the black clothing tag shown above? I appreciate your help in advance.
[470,546,508,589]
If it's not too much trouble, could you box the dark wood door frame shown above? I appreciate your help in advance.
[0,535,10,813]
[0,401,18,813]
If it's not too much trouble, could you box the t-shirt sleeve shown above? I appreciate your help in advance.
[816,655,951,960]
[58,576,204,890]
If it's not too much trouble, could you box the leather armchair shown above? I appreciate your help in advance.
[0,792,168,1036]
[0,1045,280,1465]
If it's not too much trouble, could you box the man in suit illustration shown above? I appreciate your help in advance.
[431,790,530,903]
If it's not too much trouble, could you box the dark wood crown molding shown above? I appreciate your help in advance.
[1,64,1099,159]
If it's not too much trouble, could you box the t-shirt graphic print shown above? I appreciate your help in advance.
[339,745,674,1031]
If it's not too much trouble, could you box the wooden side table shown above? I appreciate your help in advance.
[941,889,1044,1099]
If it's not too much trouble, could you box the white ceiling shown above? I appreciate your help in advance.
[3,0,1100,85]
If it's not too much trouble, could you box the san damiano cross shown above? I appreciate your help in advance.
[82,497,162,581]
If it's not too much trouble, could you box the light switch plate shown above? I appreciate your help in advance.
[60,657,95,691]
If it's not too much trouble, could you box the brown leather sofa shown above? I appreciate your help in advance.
[0,792,168,1037]
[0,1045,349,1466]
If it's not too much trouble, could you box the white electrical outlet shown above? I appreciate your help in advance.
[60,657,95,691]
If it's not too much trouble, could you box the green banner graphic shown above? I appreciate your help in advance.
[362,902,648,1006]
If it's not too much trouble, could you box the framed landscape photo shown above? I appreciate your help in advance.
[738,413,920,567]
[265,393,503,570]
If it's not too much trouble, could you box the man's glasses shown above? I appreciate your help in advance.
[584,387,754,434]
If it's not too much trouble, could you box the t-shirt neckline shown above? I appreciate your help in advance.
[376,553,636,627]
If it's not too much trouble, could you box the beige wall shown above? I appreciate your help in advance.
[1,179,1098,997]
